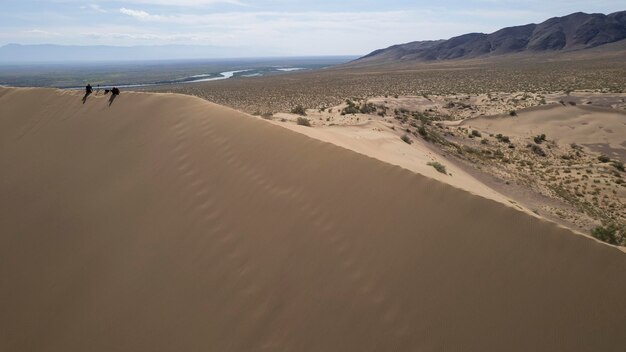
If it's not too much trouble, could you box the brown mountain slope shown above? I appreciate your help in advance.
[1,87,625,351]
[354,11,626,65]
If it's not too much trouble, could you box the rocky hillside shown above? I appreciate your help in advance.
[355,11,626,63]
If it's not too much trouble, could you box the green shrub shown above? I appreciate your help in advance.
[341,100,360,115]
[427,162,447,174]
[418,126,428,137]
[291,105,307,116]
[296,117,311,126]
[591,224,623,245]
[341,106,359,115]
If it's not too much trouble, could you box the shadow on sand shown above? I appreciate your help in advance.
[108,94,118,106]
[82,92,91,104]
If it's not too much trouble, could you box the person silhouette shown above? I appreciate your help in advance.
[82,83,93,104]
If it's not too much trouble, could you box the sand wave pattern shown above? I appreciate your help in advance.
[0,87,625,351]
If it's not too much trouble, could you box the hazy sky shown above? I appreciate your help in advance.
[1,0,624,55]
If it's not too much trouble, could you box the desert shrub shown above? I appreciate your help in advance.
[341,99,359,115]
[463,146,480,154]
[471,130,482,138]
[591,224,623,246]
[291,105,307,116]
[496,134,510,143]
[530,144,546,157]
[509,110,517,116]
[417,126,428,137]
[568,101,577,106]
[342,107,354,115]
[427,162,447,174]
[296,117,311,126]
[401,134,412,144]
[534,134,546,144]
[342,105,359,115]
[359,102,376,114]
[261,112,273,120]
[480,139,489,145]
[598,155,611,163]
[612,161,625,172]
[252,111,261,116]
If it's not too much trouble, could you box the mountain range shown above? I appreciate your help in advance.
[354,11,626,64]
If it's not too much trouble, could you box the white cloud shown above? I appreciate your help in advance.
[119,8,160,20]
[25,29,60,36]
[110,0,246,6]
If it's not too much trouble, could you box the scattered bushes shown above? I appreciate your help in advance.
[341,99,360,115]
[471,130,482,138]
[598,155,611,163]
[296,117,311,126]
[495,134,510,143]
[401,134,412,144]
[359,102,376,114]
[261,112,274,120]
[291,105,307,116]
[427,162,447,174]
[612,161,625,172]
[591,224,624,246]
[533,134,546,144]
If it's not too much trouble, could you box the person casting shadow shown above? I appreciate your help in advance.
[108,87,120,106]
[82,83,93,104]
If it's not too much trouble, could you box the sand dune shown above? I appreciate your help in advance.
[1,87,625,351]
[463,104,626,161]
[273,120,516,208]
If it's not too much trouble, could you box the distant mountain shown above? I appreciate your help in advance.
[0,44,276,63]
[354,11,626,64]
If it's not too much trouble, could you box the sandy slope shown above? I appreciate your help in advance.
[274,120,515,207]
[1,87,625,352]
[462,104,626,161]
